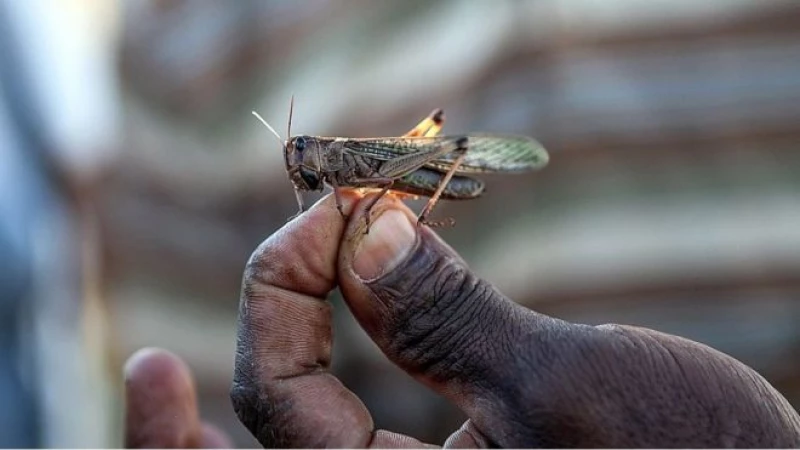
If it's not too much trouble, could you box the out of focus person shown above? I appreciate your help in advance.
[0,0,122,446]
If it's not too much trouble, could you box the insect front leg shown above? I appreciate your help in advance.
[417,137,469,228]
[327,177,348,219]
[288,187,306,221]
[404,109,445,137]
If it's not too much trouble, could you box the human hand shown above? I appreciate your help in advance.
[229,192,800,447]
[124,348,232,448]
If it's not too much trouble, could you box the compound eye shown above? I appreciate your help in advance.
[294,136,306,152]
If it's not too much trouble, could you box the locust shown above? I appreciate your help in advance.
[252,98,548,230]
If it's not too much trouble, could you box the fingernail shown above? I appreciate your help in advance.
[354,210,416,280]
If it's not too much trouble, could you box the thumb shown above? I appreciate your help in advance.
[337,194,539,421]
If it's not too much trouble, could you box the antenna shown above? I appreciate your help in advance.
[287,95,295,138]
[251,111,284,146]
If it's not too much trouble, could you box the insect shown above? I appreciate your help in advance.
[253,98,548,230]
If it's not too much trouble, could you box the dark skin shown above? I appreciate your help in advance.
[124,191,800,448]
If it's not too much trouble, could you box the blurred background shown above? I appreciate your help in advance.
[1,0,799,447]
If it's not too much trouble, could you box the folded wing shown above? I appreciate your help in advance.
[343,134,548,174]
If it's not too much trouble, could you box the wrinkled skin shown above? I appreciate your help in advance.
[124,192,800,448]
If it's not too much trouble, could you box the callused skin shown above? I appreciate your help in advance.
[227,192,800,448]
[121,192,800,448]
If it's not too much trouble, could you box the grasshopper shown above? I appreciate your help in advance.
[253,98,548,230]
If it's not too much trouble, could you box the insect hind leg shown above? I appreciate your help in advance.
[404,109,445,137]
[417,137,468,228]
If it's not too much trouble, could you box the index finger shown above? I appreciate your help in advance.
[231,192,377,448]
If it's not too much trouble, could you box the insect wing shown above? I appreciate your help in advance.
[342,135,548,174]
[435,134,548,173]
[341,137,452,160]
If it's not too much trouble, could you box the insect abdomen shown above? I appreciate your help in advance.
[395,168,484,200]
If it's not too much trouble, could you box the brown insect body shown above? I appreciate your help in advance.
[393,168,485,200]
[284,135,484,200]
[255,106,548,229]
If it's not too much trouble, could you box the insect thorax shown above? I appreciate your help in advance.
[327,152,385,187]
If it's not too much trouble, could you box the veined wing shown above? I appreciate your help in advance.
[342,134,548,173]
[432,134,549,173]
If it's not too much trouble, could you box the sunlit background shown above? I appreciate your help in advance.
[1,0,799,447]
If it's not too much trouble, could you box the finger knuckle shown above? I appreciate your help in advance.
[242,239,279,289]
